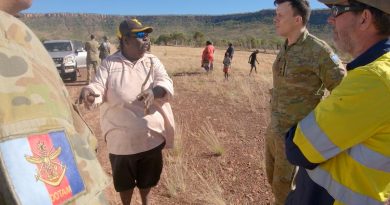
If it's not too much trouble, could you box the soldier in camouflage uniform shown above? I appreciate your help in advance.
[0,0,110,204]
[85,34,100,84]
[266,0,346,205]
[99,36,111,61]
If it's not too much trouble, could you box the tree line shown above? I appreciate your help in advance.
[153,31,284,51]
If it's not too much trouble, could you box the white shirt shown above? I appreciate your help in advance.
[87,52,174,155]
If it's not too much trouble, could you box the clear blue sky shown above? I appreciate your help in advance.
[25,0,328,15]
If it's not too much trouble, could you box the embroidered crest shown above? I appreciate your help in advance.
[25,141,66,186]
[0,131,85,205]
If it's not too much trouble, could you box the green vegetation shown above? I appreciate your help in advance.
[21,9,332,50]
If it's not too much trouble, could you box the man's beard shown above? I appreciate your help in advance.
[333,30,354,55]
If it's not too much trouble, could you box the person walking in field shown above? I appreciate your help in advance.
[78,18,175,205]
[201,40,215,72]
[85,34,100,84]
[265,0,346,204]
[223,52,232,80]
[284,0,390,204]
[248,49,260,75]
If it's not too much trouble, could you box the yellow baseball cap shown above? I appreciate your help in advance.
[117,18,153,39]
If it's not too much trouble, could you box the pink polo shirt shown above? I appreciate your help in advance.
[87,52,174,155]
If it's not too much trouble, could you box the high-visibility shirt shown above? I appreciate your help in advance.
[286,39,390,205]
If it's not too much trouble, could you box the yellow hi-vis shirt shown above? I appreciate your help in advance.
[293,52,390,205]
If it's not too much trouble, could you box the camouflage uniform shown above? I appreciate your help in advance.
[85,39,100,83]
[98,41,111,61]
[266,30,346,205]
[0,11,109,204]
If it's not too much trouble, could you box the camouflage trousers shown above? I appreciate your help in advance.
[265,127,295,205]
[86,60,99,83]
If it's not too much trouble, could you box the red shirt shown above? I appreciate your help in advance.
[202,45,215,62]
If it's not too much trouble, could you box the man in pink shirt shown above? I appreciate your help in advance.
[201,40,215,72]
[78,18,174,205]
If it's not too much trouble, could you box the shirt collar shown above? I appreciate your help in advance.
[284,29,309,49]
[118,51,146,65]
[347,38,390,71]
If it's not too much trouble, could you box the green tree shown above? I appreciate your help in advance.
[193,31,204,47]
[246,36,257,49]
[155,34,171,46]
[170,32,186,46]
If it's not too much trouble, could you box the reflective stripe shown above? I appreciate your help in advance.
[307,167,383,205]
[348,144,390,172]
[300,112,341,159]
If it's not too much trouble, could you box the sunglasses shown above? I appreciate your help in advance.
[131,32,148,39]
[330,4,364,17]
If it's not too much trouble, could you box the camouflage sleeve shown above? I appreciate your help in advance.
[318,48,346,91]
[71,101,98,151]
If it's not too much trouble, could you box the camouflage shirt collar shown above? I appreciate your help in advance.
[283,29,309,49]
[346,38,390,71]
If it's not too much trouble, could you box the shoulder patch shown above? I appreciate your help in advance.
[330,53,341,64]
[0,131,85,204]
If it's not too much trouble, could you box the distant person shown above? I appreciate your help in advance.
[223,52,232,80]
[99,35,111,61]
[146,40,152,53]
[78,18,175,205]
[85,34,100,84]
[285,0,390,204]
[226,43,234,59]
[0,0,109,204]
[201,40,215,72]
[266,0,346,204]
[248,49,259,75]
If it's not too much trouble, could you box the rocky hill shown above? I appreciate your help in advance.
[20,9,333,48]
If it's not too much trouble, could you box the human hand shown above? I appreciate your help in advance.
[137,88,154,112]
[78,87,100,110]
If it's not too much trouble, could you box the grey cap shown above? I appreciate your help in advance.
[318,0,390,14]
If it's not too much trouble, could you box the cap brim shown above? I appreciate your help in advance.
[318,0,344,4]
[131,27,153,33]
[318,0,344,8]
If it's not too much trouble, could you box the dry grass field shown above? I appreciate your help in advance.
[66,45,277,205]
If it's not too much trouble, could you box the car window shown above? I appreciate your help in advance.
[73,41,84,51]
[44,42,72,52]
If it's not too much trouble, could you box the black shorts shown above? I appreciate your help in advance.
[109,142,165,192]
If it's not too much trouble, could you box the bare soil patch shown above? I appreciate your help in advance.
[66,46,276,205]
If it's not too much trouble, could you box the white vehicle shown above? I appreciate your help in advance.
[43,40,87,81]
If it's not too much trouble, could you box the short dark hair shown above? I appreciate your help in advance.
[274,0,311,25]
[349,0,390,36]
[90,34,95,39]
